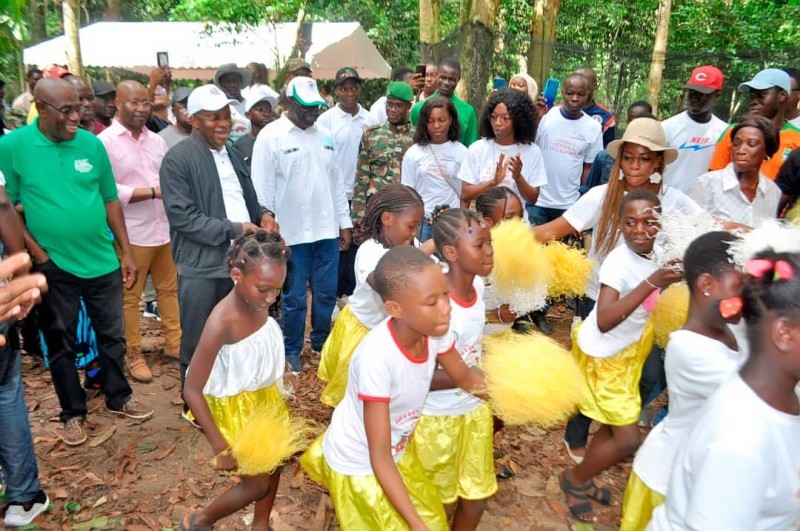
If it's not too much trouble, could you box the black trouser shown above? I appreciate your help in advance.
[336,243,359,298]
[565,296,596,447]
[34,261,131,421]
[177,275,233,385]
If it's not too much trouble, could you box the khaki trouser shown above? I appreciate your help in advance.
[119,243,181,351]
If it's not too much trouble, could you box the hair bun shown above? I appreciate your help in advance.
[430,205,451,224]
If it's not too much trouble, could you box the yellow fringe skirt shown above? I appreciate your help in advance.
[573,321,654,426]
[619,470,666,531]
[317,305,370,407]
[409,403,498,504]
[301,434,448,531]
[190,384,287,445]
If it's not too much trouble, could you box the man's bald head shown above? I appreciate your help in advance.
[115,80,150,133]
[574,67,597,89]
[34,78,81,142]
[65,76,95,127]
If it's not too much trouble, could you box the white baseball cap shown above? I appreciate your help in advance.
[245,85,280,113]
[286,76,326,107]
[187,84,238,116]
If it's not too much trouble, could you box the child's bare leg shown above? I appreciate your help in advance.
[444,502,457,521]
[183,474,272,528]
[252,469,281,530]
[571,423,640,483]
[451,498,486,530]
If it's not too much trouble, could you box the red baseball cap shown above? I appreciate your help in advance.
[44,64,71,78]
[683,65,724,94]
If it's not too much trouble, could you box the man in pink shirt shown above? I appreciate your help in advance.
[99,80,181,382]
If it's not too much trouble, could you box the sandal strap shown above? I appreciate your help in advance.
[586,481,613,505]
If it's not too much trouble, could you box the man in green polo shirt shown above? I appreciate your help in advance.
[410,58,479,146]
[0,78,153,447]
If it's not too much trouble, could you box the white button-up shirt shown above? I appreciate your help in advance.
[315,104,377,199]
[211,146,251,224]
[251,114,353,246]
[689,163,781,227]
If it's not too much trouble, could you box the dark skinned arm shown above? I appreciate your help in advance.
[595,266,683,333]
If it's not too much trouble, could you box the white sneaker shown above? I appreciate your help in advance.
[4,490,49,527]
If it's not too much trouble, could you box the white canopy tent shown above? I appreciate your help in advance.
[23,21,391,80]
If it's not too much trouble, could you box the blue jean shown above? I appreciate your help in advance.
[418,218,432,243]
[0,348,41,503]
[283,239,339,363]
[526,205,566,226]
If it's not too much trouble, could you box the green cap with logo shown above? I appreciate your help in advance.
[386,81,414,103]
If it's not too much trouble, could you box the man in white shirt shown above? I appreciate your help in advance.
[317,67,377,301]
[661,65,728,193]
[252,77,353,372]
[160,84,277,393]
[213,63,252,142]
[369,66,414,124]
[532,73,603,225]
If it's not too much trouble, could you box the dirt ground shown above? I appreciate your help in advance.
[7,305,654,530]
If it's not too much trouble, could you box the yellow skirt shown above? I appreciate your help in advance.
[190,384,287,445]
[409,403,498,504]
[301,434,448,531]
[619,470,666,531]
[317,305,369,408]
[573,321,654,426]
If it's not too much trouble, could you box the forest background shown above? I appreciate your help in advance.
[1,0,798,127]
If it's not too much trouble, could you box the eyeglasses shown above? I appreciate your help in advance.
[38,100,83,116]
[490,113,512,123]
[120,99,152,109]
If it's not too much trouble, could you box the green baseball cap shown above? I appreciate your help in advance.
[386,81,414,103]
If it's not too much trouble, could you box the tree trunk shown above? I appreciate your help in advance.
[103,0,121,20]
[527,0,560,86]
[457,0,500,114]
[62,0,82,76]
[29,0,46,42]
[647,0,671,115]
[419,0,442,64]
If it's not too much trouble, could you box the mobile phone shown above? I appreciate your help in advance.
[415,64,427,77]
[493,77,507,90]
[543,77,560,108]
[156,52,169,68]
[301,22,313,45]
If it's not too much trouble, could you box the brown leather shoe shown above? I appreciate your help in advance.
[109,397,154,420]
[62,417,87,446]
[126,348,153,383]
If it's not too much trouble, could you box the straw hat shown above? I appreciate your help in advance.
[607,118,678,165]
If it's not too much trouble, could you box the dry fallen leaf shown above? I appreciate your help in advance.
[89,425,117,448]
[155,443,176,461]
[92,495,108,508]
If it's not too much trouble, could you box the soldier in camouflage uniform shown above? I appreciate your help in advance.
[351,82,416,223]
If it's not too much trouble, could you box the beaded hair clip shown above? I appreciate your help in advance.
[719,258,795,319]
[228,234,251,267]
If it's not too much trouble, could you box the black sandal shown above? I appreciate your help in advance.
[585,480,613,506]
[559,470,596,522]
[180,512,213,531]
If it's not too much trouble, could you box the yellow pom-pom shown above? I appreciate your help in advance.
[541,241,594,299]
[229,407,313,476]
[483,331,584,427]
[489,219,553,313]
[651,282,690,348]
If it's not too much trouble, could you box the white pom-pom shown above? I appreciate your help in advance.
[728,219,800,266]
[652,209,723,268]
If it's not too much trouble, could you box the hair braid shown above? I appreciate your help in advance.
[227,230,291,272]
[353,184,423,247]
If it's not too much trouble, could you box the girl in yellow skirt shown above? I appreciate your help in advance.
[619,231,745,530]
[317,183,424,407]
[560,190,683,523]
[181,231,291,531]
[410,206,497,530]
[302,246,487,531]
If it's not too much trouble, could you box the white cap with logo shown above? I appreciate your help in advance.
[187,84,238,116]
[286,76,326,107]
[245,85,280,113]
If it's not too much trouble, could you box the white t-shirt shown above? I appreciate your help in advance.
[633,330,742,495]
[316,104,377,199]
[322,319,455,476]
[648,375,800,531]
[562,184,702,299]
[422,277,486,416]
[661,111,728,193]
[457,138,548,221]
[577,244,657,358]
[229,101,251,143]
[348,238,390,329]
[401,141,468,217]
[370,96,388,125]
[211,147,251,224]
[535,107,603,209]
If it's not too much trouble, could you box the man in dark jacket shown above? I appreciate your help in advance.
[160,85,277,404]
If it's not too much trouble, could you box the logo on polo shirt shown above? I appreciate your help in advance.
[74,159,93,173]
